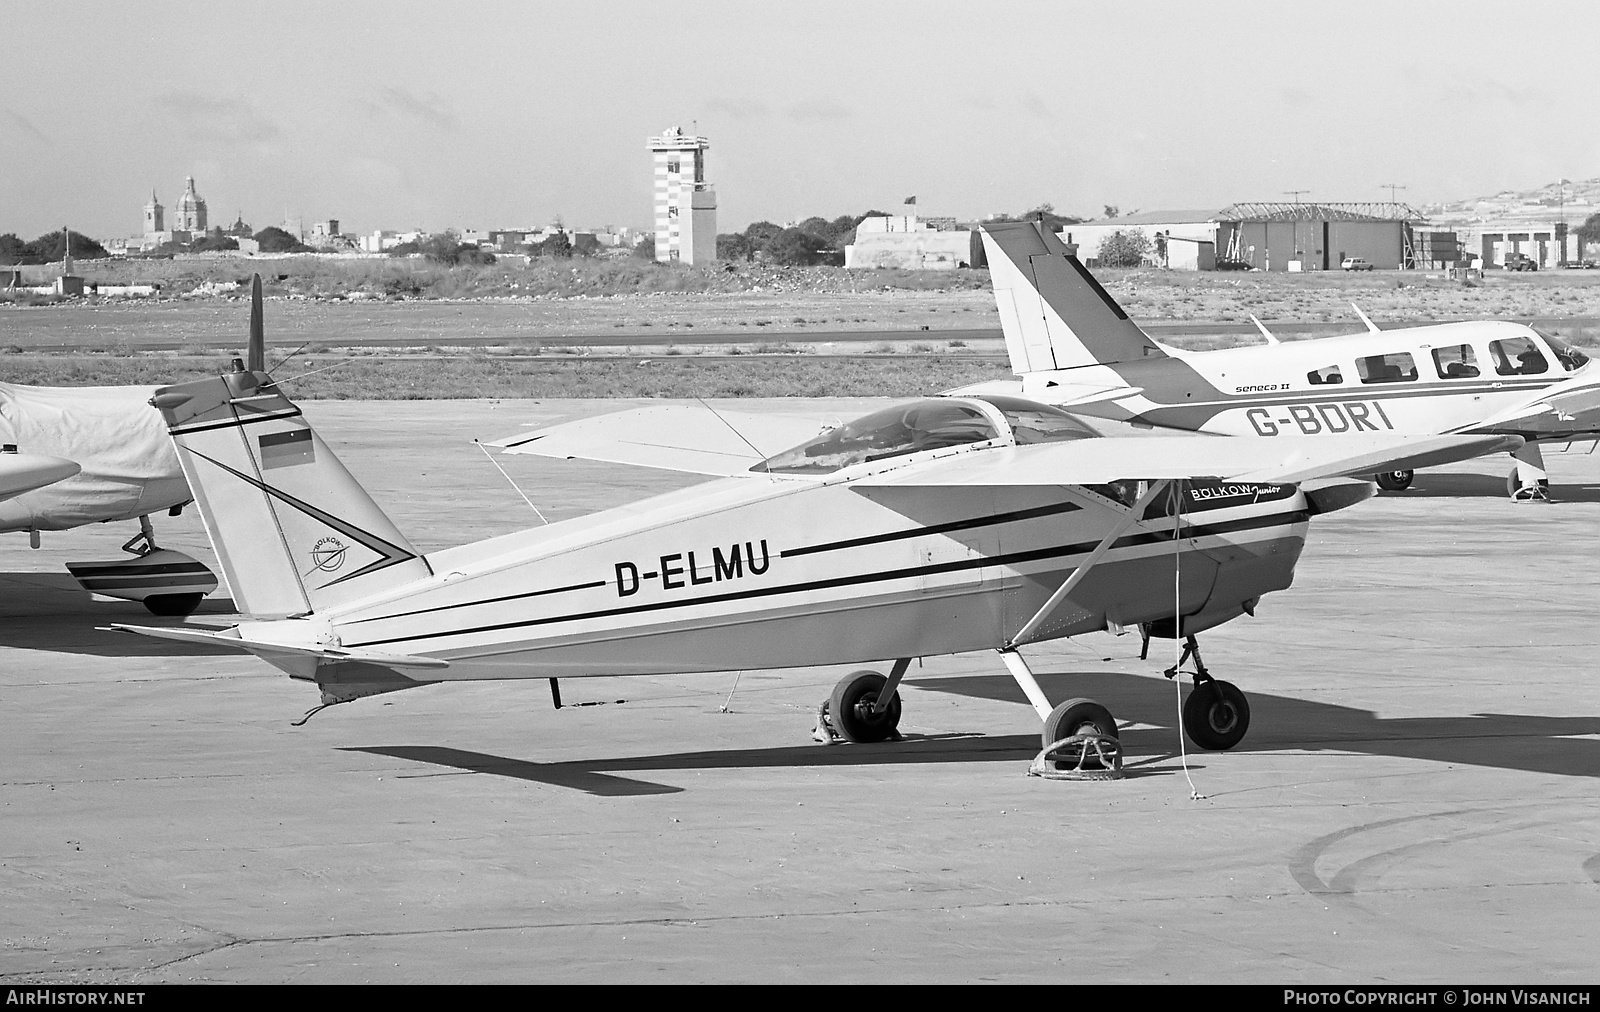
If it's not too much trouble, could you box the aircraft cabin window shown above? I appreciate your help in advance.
[1489,337,1548,376]
[975,395,1098,444]
[752,400,1000,475]
[1432,344,1480,379]
[1535,330,1591,372]
[1307,365,1343,385]
[1356,352,1418,384]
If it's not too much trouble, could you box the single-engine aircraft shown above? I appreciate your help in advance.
[115,359,1515,754]
[0,277,278,614]
[957,221,1600,500]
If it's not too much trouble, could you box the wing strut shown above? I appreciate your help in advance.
[1007,480,1172,648]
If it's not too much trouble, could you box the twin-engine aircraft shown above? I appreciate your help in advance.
[115,359,1513,754]
[963,221,1600,500]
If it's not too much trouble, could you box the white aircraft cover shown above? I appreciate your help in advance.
[854,432,1521,486]
[0,382,178,528]
[492,404,833,476]
[0,452,80,501]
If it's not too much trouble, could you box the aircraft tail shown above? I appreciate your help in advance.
[980,221,1168,372]
[148,366,431,618]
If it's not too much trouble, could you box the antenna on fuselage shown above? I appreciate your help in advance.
[248,274,266,371]
[1351,303,1381,335]
[1248,314,1281,345]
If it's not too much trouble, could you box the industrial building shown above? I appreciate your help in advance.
[649,126,717,264]
[844,213,974,269]
[1060,203,1425,271]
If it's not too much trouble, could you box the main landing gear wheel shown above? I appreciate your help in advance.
[1041,698,1118,748]
[1374,470,1414,491]
[1183,679,1251,750]
[1507,470,1551,502]
[825,670,903,743]
[143,592,204,617]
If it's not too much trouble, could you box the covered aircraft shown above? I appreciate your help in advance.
[0,276,279,614]
[960,221,1600,500]
[117,359,1514,758]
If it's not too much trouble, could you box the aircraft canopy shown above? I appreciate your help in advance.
[751,396,1097,475]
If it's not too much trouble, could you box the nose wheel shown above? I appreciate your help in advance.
[1164,635,1251,751]
[814,663,907,743]
[1374,469,1414,491]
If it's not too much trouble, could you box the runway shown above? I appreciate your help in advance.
[3,399,1598,984]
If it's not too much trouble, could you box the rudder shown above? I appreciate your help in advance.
[980,220,1167,372]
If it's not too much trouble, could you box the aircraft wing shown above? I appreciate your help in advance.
[851,433,1521,487]
[0,452,81,502]
[491,405,831,476]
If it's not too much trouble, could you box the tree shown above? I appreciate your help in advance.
[192,228,238,252]
[1096,228,1151,267]
[0,234,27,265]
[716,232,753,261]
[254,227,311,253]
[13,230,110,263]
[536,231,572,259]
[763,227,839,267]
[633,234,656,260]
[1576,212,1600,244]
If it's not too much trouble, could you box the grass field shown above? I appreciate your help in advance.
[0,350,1015,399]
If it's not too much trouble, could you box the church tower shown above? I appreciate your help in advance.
[173,176,207,233]
[143,190,164,236]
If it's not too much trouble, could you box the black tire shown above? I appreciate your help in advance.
[1041,697,1118,749]
[1183,680,1251,750]
[828,670,902,743]
[143,593,203,617]
[1374,470,1413,491]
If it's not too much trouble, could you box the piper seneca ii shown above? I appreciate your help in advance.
[117,361,1514,756]
[966,221,1600,501]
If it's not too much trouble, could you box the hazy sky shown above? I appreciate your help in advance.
[3,0,1597,240]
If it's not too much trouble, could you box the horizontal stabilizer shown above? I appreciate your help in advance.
[0,452,80,502]
[493,404,831,476]
[110,623,450,670]
[852,433,1521,487]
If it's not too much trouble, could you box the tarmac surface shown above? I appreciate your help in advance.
[3,398,1599,984]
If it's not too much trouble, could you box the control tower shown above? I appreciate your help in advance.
[648,126,716,264]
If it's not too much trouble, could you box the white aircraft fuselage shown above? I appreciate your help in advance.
[1006,320,1599,443]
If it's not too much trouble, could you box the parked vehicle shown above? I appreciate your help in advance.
[1340,257,1374,271]
[1504,253,1539,272]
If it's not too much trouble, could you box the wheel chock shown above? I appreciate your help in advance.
[1028,732,1124,781]
[811,700,840,744]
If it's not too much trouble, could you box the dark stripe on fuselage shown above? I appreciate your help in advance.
[779,499,1083,559]
[343,508,1308,651]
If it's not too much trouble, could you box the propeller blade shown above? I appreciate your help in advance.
[248,273,265,372]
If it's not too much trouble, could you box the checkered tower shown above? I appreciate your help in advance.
[649,126,716,264]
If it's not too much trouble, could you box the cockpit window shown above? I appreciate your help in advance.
[1356,352,1418,384]
[1535,330,1591,371]
[1307,365,1343,385]
[973,395,1099,444]
[751,400,1000,475]
[1432,344,1480,379]
[1489,337,1548,376]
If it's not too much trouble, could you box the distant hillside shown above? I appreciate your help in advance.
[1424,177,1600,223]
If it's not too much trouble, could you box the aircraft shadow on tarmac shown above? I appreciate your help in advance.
[345,670,1600,797]
[1399,472,1600,501]
[0,572,240,657]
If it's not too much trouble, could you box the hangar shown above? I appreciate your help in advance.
[1058,203,1423,271]
[1215,202,1423,271]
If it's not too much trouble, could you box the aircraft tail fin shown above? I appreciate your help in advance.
[148,366,431,618]
[980,221,1167,372]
